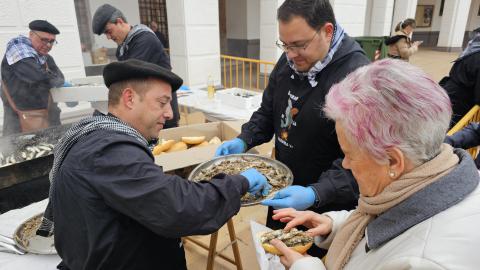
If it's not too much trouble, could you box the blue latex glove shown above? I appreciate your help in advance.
[241,168,271,196]
[215,138,246,156]
[62,81,73,87]
[179,85,190,90]
[261,185,316,210]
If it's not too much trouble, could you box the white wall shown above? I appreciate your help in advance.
[365,0,394,36]
[333,0,368,37]
[88,0,140,49]
[247,0,260,39]
[259,0,284,63]
[167,0,221,87]
[0,0,85,79]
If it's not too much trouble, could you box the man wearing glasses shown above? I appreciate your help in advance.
[1,20,65,135]
[91,4,179,129]
[216,0,370,255]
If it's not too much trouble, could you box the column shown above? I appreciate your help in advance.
[166,0,221,87]
[332,0,368,37]
[437,0,472,51]
[365,0,394,36]
[391,0,417,34]
[259,0,284,64]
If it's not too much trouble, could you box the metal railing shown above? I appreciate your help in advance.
[220,55,275,91]
[447,105,480,158]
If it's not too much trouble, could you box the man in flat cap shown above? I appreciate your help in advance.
[92,4,180,129]
[1,20,66,135]
[42,59,270,270]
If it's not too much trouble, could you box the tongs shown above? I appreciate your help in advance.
[0,234,26,255]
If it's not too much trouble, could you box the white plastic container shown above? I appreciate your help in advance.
[215,88,262,110]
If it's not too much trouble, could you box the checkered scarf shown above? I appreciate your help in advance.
[5,35,47,65]
[37,112,149,236]
[287,23,345,87]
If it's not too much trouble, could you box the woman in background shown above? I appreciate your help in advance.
[385,19,422,61]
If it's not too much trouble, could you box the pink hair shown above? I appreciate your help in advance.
[324,59,451,164]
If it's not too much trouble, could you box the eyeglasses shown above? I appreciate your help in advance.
[276,30,319,53]
[32,31,58,46]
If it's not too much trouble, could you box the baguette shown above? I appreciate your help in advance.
[153,139,176,155]
[166,141,188,152]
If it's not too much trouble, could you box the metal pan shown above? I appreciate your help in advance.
[188,154,293,206]
[13,213,56,254]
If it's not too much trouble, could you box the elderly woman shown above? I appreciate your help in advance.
[268,59,480,270]
[385,19,422,61]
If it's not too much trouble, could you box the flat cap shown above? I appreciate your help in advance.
[29,20,60,35]
[92,4,119,35]
[103,59,183,91]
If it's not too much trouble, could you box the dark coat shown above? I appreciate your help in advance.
[445,122,480,168]
[238,34,369,215]
[53,128,248,270]
[116,30,179,128]
[1,54,64,135]
[440,51,480,126]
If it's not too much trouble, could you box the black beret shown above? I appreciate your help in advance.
[103,59,183,91]
[29,20,59,35]
[92,4,119,35]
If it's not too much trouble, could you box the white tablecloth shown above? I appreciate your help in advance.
[177,88,259,121]
[0,200,60,270]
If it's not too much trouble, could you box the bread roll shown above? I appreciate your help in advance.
[153,139,176,155]
[166,141,188,152]
[192,141,209,148]
[209,136,221,145]
[258,229,313,256]
[181,136,206,145]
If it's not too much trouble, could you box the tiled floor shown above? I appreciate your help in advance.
[183,48,462,270]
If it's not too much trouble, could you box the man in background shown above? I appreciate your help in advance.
[92,4,179,128]
[149,20,169,49]
[1,20,65,135]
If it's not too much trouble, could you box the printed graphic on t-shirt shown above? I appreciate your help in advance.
[279,91,299,145]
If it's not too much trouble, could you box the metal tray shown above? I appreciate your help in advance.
[13,213,56,254]
[188,154,293,206]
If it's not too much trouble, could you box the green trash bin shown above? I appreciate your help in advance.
[354,36,388,61]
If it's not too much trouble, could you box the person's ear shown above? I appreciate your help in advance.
[121,88,135,109]
[386,147,405,179]
[323,23,334,40]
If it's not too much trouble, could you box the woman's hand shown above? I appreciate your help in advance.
[270,239,310,268]
[272,208,333,237]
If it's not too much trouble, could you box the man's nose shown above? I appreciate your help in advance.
[286,49,299,59]
[164,102,173,120]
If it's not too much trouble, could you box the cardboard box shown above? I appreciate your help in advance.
[154,121,273,172]
[216,88,262,110]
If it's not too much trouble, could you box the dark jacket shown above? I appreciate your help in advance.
[238,34,369,214]
[440,51,480,126]
[445,122,480,168]
[116,30,179,128]
[1,55,64,135]
[53,129,248,270]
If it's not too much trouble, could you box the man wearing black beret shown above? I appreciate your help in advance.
[91,4,180,129]
[43,59,271,270]
[1,20,65,135]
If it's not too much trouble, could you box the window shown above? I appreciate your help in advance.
[138,0,169,46]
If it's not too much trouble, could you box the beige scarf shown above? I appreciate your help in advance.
[325,144,459,270]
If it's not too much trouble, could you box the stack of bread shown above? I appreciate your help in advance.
[152,136,222,155]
